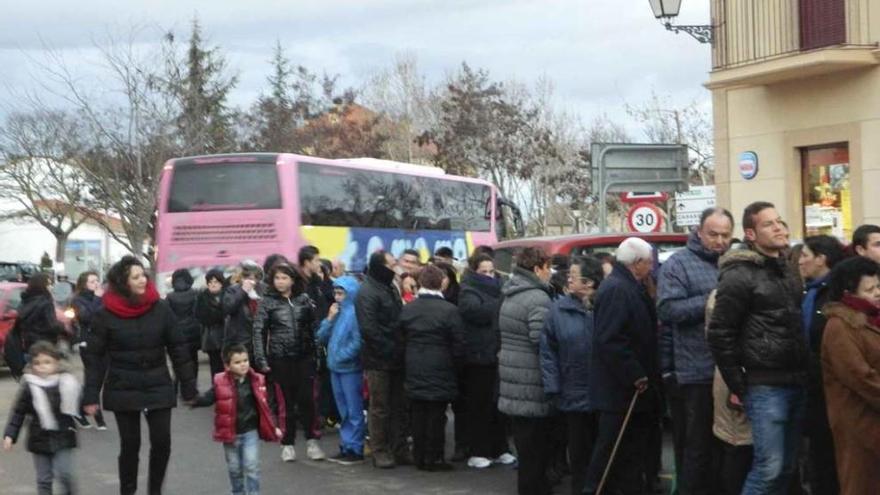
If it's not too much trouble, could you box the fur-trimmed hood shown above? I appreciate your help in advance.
[718,246,766,269]
[823,302,880,335]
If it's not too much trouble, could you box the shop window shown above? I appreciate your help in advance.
[802,144,851,241]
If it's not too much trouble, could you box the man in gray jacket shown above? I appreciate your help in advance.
[497,247,553,495]
[657,208,734,495]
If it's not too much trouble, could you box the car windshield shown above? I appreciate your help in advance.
[0,264,18,281]
[572,242,686,264]
[5,287,23,311]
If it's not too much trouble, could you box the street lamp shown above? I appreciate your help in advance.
[648,0,713,44]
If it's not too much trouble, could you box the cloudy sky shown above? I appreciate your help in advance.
[1,0,713,132]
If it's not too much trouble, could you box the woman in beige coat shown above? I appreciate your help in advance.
[821,256,880,495]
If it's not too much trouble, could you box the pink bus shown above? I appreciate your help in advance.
[155,153,523,289]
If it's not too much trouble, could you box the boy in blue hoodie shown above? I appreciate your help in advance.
[316,276,365,465]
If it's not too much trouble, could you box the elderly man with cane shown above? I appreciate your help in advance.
[582,237,660,495]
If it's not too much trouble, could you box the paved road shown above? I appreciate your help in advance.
[0,357,673,494]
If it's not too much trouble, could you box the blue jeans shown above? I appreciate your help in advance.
[223,429,260,495]
[331,371,365,455]
[742,384,806,495]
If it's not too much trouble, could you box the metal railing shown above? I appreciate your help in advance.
[712,0,876,69]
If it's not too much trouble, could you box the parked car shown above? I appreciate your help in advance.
[0,282,74,366]
[491,232,689,273]
[0,261,42,282]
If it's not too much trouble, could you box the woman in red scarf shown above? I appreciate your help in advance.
[82,256,197,495]
[821,256,880,495]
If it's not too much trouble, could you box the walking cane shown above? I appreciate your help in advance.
[595,389,641,495]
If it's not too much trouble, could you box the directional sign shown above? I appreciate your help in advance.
[627,203,664,233]
[674,186,716,226]
[676,197,716,213]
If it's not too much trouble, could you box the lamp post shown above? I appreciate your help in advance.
[648,0,713,44]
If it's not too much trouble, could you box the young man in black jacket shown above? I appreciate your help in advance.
[355,250,408,469]
[708,202,808,495]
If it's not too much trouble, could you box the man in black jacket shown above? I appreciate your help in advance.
[708,201,808,495]
[355,250,407,469]
[583,237,659,495]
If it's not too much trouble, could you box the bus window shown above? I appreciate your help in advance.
[298,162,492,231]
[496,199,524,240]
[168,162,281,212]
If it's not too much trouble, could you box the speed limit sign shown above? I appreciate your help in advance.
[626,203,663,233]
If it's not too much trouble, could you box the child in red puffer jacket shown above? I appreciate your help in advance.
[193,344,281,495]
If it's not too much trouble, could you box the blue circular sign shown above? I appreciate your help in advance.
[738,151,759,180]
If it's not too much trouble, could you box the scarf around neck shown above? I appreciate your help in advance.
[23,372,80,430]
[103,281,160,318]
[841,294,880,328]
[417,288,445,299]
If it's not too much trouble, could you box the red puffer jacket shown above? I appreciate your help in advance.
[212,369,280,443]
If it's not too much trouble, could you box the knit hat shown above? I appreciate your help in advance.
[171,268,194,292]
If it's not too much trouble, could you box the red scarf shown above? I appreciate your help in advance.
[103,281,160,319]
[841,294,880,328]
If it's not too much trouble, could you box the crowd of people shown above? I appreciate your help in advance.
[3,202,880,495]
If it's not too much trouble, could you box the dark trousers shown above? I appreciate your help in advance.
[462,365,507,458]
[114,408,172,495]
[510,416,553,495]
[667,380,686,487]
[411,400,448,465]
[583,410,653,495]
[567,412,598,495]
[365,369,409,458]
[715,440,753,495]
[678,384,716,495]
[79,352,105,424]
[452,391,467,453]
[270,357,317,445]
[206,350,224,379]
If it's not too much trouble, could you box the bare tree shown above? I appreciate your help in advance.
[626,90,714,185]
[361,53,438,163]
[0,110,92,263]
[17,28,186,265]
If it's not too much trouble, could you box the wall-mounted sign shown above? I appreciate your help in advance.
[739,151,759,180]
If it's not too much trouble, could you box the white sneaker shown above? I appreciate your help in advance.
[467,456,492,469]
[494,452,517,465]
[306,439,326,461]
[281,445,296,462]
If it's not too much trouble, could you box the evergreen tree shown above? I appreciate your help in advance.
[170,17,238,154]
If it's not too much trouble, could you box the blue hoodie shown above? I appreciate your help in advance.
[316,276,362,373]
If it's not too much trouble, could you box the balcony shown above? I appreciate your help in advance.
[707,0,879,89]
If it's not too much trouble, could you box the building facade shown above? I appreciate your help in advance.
[709,0,879,241]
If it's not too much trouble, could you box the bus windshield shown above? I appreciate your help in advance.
[168,161,282,212]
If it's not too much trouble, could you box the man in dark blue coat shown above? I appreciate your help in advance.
[583,238,659,495]
[657,208,734,495]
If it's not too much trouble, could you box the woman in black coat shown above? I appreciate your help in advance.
[457,254,513,468]
[71,270,107,429]
[400,265,465,471]
[83,256,197,495]
[222,260,264,357]
[166,268,201,391]
[16,273,63,352]
[195,269,228,379]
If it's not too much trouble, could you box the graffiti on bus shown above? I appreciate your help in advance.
[299,226,475,273]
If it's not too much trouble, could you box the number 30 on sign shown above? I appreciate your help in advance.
[626,203,663,233]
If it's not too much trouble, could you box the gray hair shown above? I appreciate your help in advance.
[616,237,654,266]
